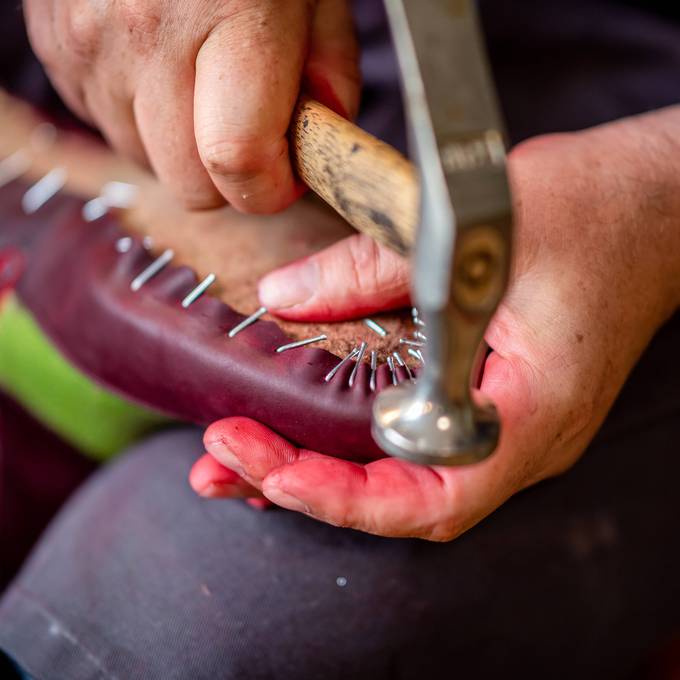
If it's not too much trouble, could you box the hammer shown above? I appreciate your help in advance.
[290,0,512,466]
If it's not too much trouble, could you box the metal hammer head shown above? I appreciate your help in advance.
[372,0,513,466]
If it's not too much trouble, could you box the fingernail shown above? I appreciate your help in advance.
[258,260,318,310]
[246,498,273,511]
[263,483,310,514]
[198,483,220,498]
[205,439,245,477]
[198,482,246,499]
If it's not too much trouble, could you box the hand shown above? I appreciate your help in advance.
[192,108,680,539]
[24,0,359,213]
[188,228,411,508]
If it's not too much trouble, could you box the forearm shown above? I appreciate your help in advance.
[509,105,680,352]
[583,106,680,320]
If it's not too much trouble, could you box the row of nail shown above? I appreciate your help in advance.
[324,343,420,391]
[402,307,427,362]
[1,124,140,220]
[0,141,333,358]
[130,244,426,385]
[2,136,425,386]
[1,124,64,214]
[323,307,427,390]
[125,243,329,353]
[0,123,58,198]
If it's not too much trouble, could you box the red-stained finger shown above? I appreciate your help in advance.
[194,3,312,214]
[189,452,263,499]
[204,417,324,486]
[203,346,548,540]
[258,233,411,321]
[246,498,274,510]
[204,416,472,540]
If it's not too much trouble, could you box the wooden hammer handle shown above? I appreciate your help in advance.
[291,97,418,256]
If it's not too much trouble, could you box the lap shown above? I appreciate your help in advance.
[1,318,679,680]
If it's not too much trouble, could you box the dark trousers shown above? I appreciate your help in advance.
[0,316,678,680]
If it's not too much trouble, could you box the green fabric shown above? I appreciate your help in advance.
[0,293,171,460]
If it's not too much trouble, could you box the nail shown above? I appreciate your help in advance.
[198,482,247,499]
[258,260,318,310]
[198,483,219,498]
[205,439,245,477]
[246,498,272,511]
[263,483,310,514]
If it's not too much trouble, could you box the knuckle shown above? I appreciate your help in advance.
[199,135,284,181]
[424,521,462,542]
[63,5,101,61]
[117,0,162,50]
[28,36,56,70]
[342,234,408,301]
[345,235,382,295]
[509,131,574,164]
[555,372,600,447]
[24,14,55,67]
[424,476,466,542]
[545,455,577,479]
[200,140,253,179]
[152,161,226,211]
[177,187,225,211]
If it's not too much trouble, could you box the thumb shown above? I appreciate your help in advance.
[258,233,410,322]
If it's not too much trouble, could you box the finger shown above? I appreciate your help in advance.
[134,64,223,209]
[204,347,543,540]
[52,2,148,164]
[258,233,411,321]
[204,417,323,488]
[84,84,149,168]
[43,70,95,128]
[24,1,94,126]
[267,457,476,540]
[262,372,561,537]
[303,0,361,120]
[194,4,312,213]
[23,0,56,67]
[204,417,467,539]
[246,498,274,511]
[189,452,263,499]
